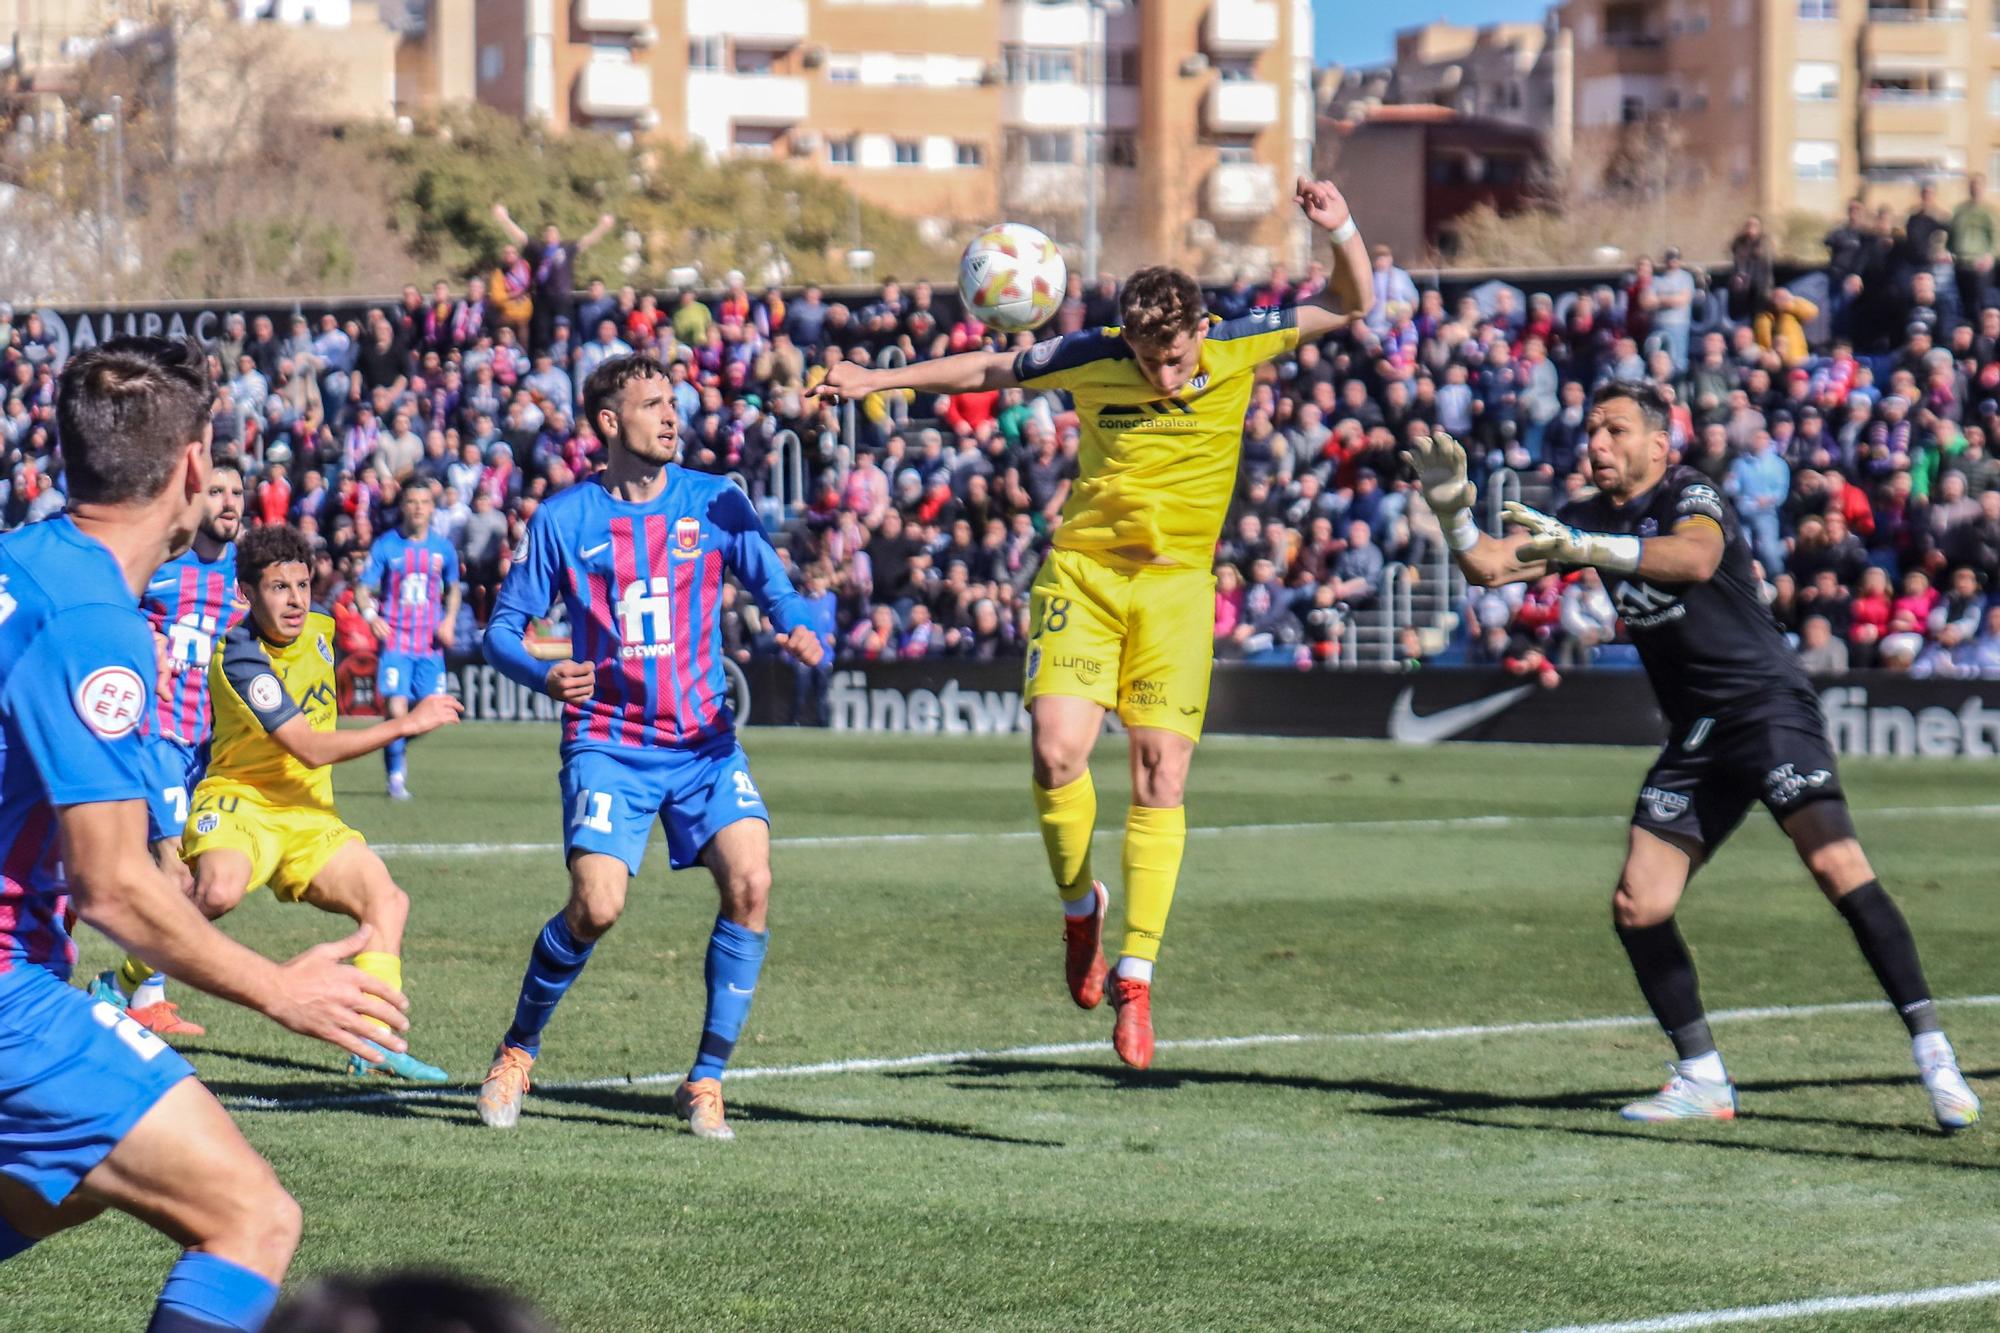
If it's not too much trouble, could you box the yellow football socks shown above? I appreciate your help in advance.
[1033,772,1098,903]
[1120,804,1186,963]
[116,955,154,995]
[352,951,403,1032]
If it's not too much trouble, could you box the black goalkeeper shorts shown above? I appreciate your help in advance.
[1631,695,1846,853]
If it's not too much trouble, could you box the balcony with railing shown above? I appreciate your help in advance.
[686,0,808,46]
[1205,162,1278,219]
[577,0,652,31]
[577,59,654,116]
[1203,79,1279,132]
[1862,15,1962,61]
[1203,0,1278,55]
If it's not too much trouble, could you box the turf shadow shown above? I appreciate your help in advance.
[190,1046,365,1079]
[537,1085,1065,1147]
[1429,1113,2000,1175]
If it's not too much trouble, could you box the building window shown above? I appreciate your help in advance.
[734,49,774,76]
[1007,130,1074,164]
[894,139,921,166]
[1793,139,1838,180]
[1797,0,1836,17]
[1215,58,1256,82]
[1216,137,1256,165]
[828,55,859,83]
[733,128,778,158]
[1793,62,1838,100]
[1105,131,1137,167]
[828,136,856,165]
[1089,46,1139,85]
[479,44,503,83]
[955,141,984,167]
[689,37,723,72]
[1003,46,1075,83]
[1620,94,1645,123]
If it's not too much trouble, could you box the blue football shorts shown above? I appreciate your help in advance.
[558,737,769,875]
[0,964,195,1214]
[376,651,446,703]
[138,734,203,843]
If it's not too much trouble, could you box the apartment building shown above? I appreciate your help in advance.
[1324,18,1574,165]
[1561,0,2000,217]
[471,0,1315,275]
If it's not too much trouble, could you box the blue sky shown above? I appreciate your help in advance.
[1314,1,1553,67]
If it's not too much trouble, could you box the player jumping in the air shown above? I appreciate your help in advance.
[0,337,406,1332]
[478,353,825,1139]
[809,180,1370,1068]
[357,482,462,800]
[1414,380,1980,1128]
[91,458,246,1036]
[176,522,462,1080]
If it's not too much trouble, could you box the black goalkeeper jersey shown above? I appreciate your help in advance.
[1556,465,1813,729]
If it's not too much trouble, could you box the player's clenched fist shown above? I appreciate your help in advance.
[270,924,411,1062]
[780,624,824,667]
[405,693,464,735]
[545,659,596,703]
[806,361,872,404]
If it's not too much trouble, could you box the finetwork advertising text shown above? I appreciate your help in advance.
[827,672,1029,734]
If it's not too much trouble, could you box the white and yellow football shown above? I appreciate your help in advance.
[956,222,1066,332]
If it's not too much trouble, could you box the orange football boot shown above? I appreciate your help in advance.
[478,1046,535,1128]
[126,1001,205,1037]
[1063,882,1110,1009]
[1110,974,1154,1070]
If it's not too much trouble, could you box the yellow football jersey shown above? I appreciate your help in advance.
[1013,308,1301,567]
[203,611,340,814]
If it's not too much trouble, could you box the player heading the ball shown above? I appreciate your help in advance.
[810,179,1372,1069]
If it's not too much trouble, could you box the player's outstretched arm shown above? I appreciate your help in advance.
[61,799,409,1061]
[1292,177,1373,341]
[1504,501,1725,583]
[806,350,1019,405]
[1403,433,1548,588]
[268,695,463,770]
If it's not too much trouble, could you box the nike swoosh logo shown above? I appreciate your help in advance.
[1387,684,1536,746]
[580,541,611,559]
[726,983,755,995]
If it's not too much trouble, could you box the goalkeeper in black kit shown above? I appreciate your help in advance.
[1410,379,1979,1129]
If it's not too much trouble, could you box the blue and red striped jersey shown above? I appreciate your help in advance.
[485,471,806,750]
[140,542,241,745]
[363,529,460,655]
[0,517,156,980]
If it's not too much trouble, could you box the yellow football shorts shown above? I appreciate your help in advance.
[1024,548,1217,741]
[180,784,364,903]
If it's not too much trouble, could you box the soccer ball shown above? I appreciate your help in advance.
[957,222,1066,332]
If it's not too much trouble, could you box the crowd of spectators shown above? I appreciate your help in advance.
[4,183,2000,688]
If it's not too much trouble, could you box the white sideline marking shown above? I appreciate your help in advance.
[220,992,2000,1116]
[370,803,2000,857]
[1523,1277,2000,1332]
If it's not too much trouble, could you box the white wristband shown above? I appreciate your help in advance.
[1445,509,1481,553]
[1331,219,1358,244]
[361,607,378,622]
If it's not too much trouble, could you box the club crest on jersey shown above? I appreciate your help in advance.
[194,812,220,836]
[673,517,703,559]
[315,634,333,665]
[1640,786,1690,822]
[1639,518,1659,537]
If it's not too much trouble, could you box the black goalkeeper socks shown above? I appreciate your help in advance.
[1836,880,1941,1037]
[1616,917,1714,1060]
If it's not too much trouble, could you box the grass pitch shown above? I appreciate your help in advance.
[9,726,2000,1331]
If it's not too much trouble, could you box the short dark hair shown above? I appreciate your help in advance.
[581,353,669,435]
[1119,267,1206,348]
[1592,379,1671,436]
[55,337,213,505]
[237,523,314,586]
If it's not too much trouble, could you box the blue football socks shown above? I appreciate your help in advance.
[384,736,407,779]
[147,1252,278,1332]
[689,917,769,1083]
[502,912,596,1057]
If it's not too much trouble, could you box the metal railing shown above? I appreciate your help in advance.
[1485,467,1523,534]
[768,428,806,520]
